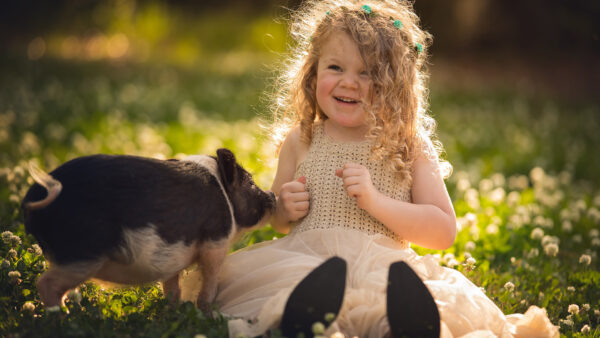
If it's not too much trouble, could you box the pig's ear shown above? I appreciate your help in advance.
[216,148,237,187]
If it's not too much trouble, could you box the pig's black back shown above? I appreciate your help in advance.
[23,155,231,265]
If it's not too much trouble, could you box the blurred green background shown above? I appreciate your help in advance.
[1,0,599,175]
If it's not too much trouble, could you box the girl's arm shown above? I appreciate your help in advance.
[338,154,456,250]
[270,127,310,234]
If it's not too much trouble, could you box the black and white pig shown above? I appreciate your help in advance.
[21,148,275,309]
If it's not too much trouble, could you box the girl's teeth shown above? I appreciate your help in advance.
[336,97,357,103]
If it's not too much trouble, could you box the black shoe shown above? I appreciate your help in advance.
[387,261,440,338]
[280,256,347,338]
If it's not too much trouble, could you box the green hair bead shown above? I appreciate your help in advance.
[415,43,423,54]
[393,20,403,29]
[361,5,372,15]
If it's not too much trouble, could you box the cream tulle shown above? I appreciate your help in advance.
[185,228,559,338]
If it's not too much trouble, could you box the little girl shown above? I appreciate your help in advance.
[215,1,559,337]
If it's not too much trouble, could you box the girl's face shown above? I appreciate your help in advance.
[315,31,371,134]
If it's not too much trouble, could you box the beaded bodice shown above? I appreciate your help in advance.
[291,122,411,248]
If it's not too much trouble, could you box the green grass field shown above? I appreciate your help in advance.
[1,49,599,337]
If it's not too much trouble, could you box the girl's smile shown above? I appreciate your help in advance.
[315,31,371,140]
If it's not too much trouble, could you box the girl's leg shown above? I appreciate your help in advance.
[387,261,440,338]
[280,256,347,338]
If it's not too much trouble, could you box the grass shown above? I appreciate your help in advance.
[1,53,599,337]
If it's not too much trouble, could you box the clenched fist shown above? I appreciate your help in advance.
[336,163,379,211]
[278,176,310,222]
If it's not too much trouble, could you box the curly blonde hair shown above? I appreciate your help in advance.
[270,0,451,180]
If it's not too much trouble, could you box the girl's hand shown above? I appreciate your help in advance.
[278,176,310,222]
[336,163,379,211]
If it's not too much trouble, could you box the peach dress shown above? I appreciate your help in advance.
[214,123,559,338]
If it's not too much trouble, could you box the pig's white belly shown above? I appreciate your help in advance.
[94,226,198,284]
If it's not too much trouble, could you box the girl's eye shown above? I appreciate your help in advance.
[360,70,369,77]
[328,65,342,71]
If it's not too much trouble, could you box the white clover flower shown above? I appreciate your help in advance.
[567,286,575,292]
[508,175,529,191]
[595,309,600,316]
[507,191,520,207]
[491,173,505,187]
[588,208,600,223]
[530,167,545,183]
[22,301,35,313]
[46,305,61,313]
[486,224,499,235]
[581,325,591,334]
[559,171,572,185]
[503,281,515,292]
[457,178,470,192]
[568,304,579,315]
[9,234,21,247]
[1,230,13,243]
[538,292,544,299]
[575,199,587,212]
[510,257,516,265]
[31,244,43,256]
[573,234,583,243]
[560,319,574,327]
[7,248,17,259]
[464,212,478,228]
[534,216,553,229]
[544,243,559,257]
[465,257,476,269]
[579,254,592,265]
[479,179,493,193]
[1,259,9,269]
[312,322,325,335]
[582,304,591,312]
[443,253,456,265]
[8,270,21,284]
[594,194,600,207]
[592,238,600,247]
[465,189,480,209]
[446,259,459,269]
[464,241,476,252]
[489,187,506,204]
[541,235,560,247]
[530,228,544,240]
[590,229,600,238]
[561,220,572,233]
[527,248,539,259]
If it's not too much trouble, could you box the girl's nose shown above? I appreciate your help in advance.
[339,73,359,89]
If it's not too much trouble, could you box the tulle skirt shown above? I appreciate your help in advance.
[211,228,558,338]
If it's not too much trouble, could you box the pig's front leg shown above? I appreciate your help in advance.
[161,273,181,304]
[196,244,228,313]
